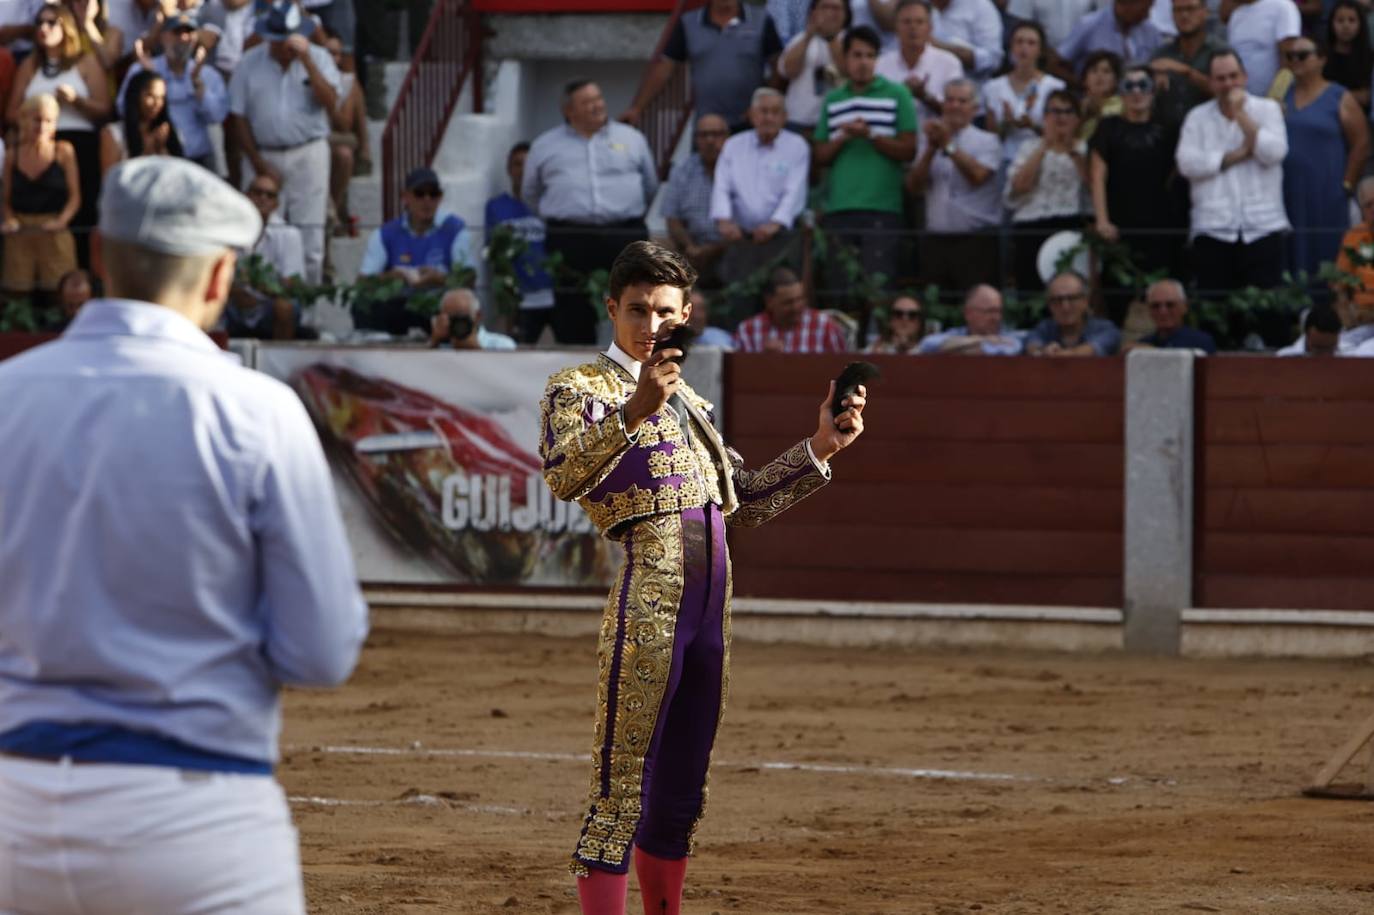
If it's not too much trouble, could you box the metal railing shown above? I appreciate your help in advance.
[381,0,485,222]
[637,0,704,180]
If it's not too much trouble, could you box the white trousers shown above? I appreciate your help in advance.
[242,138,330,284]
[0,756,305,915]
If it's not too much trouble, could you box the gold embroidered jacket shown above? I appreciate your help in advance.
[539,354,829,537]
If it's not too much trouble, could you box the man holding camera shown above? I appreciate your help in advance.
[427,288,517,350]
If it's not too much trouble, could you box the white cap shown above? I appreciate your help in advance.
[98,157,263,257]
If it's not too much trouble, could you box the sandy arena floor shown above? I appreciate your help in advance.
[280,615,1374,914]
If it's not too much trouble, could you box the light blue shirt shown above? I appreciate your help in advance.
[227,42,340,147]
[709,128,810,231]
[359,210,474,276]
[522,122,659,223]
[0,300,368,763]
[118,58,230,161]
[918,325,1024,355]
[1057,5,1163,72]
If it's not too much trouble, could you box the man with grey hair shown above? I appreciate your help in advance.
[662,112,730,280]
[428,288,518,351]
[0,157,367,913]
[523,79,657,344]
[1025,270,1122,355]
[918,284,1023,354]
[1125,278,1217,352]
[711,87,811,285]
[876,0,963,119]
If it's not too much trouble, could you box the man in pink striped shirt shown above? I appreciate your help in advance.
[733,266,851,352]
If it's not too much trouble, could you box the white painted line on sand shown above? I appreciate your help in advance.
[288,793,528,815]
[288,744,1031,783]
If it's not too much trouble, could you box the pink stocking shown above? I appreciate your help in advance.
[576,868,629,915]
[633,847,688,915]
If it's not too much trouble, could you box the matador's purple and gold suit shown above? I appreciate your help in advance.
[539,346,831,877]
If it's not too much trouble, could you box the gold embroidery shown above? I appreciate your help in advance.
[584,478,707,537]
[572,514,684,872]
[539,361,635,502]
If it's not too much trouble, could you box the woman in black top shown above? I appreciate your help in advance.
[2,93,80,301]
[1324,0,1372,111]
[1089,66,1186,319]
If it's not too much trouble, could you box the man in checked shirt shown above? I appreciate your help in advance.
[732,264,851,352]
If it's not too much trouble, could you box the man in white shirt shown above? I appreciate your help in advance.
[929,0,1003,79]
[876,0,964,119]
[710,87,810,285]
[1225,0,1300,95]
[906,78,1003,289]
[1176,48,1289,295]
[779,0,847,129]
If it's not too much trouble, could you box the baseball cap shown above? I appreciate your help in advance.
[254,0,314,40]
[99,157,263,257]
[404,167,441,191]
[165,11,197,31]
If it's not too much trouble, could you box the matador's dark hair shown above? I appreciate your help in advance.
[607,241,697,301]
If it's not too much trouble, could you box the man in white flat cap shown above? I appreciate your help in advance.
[0,157,368,915]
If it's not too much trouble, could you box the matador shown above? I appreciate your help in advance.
[539,242,867,915]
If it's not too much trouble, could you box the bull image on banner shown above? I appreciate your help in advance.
[255,347,621,587]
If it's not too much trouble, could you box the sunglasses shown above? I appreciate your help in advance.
[1046,293,1086,306]
[891,309,922,319]
[36,18,59,27]
[1121,78,1153,93]
[248,187,279,199]
[1045,105,1077,115]
[696,129,729,139]
[1286,49,1315,62]
[410,186,442,198]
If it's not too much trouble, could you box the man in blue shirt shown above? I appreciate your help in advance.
[0,157,368,914]
[358,165,473,336]
[1025,271,1123,355]
[485,142,555,344]
[1127,277,1218,353]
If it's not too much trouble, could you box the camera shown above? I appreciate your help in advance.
[448,314,476,343]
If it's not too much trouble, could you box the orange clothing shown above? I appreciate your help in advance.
[1334,224,1374,311]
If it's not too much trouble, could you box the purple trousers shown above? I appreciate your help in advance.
[571,504,731,876]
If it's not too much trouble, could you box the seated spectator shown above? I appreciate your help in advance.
[522,79,656,345]
[1005,88,1087,293]
[1091,65,1188,312]
[983,21,1066,165]
[928,0,1003,79]
[2,94,79,302]
[484,140,555,346]
[623,0,782,132]
[907,78,1001,290]
[1277,302,1342,355]
[358,166,472,336]
[9,4,111,268]
[1025,271,1122,355]
[1078,50,1124,140]
[1332,176,1374,314]
[1282,36,1368,281]
[917,283,1023,354]
[865,292,927,353]
[1008,0,1099,52]
[734,265,850,352]
[228,1,340,284]
[1124,278,1218,351]
[712,88,809,285]
[814,26,916,311]
[427,288,517,351]
[321,25,368,236]
[686,288,736,349]
[117,14,225,170]
[876,0,962,121]
[46,266,92,330]
[662,112,728,281]
[101,69,183,174]
[1323,1,1371,111]
[246,170,305,281]
[1227,0,1300,97]
[780,0,848,132]
[1055,0,1161,77]
[1148,0,1225,128]
[1176,49,1288,295]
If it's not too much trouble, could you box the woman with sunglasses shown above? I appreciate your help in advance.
[981,21,1064,166]
[1323,0,1372,111]
[865,292,926,353]
[1004,88,1087,294]
[6,5,111,270]
[1282,36,1369,281]
[1090,66,1187,320]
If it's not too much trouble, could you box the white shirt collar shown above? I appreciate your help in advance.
[604,341,641,380]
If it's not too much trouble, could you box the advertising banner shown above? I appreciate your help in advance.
[256,346,723,589]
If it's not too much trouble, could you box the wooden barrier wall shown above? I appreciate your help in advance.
[724,354,1125,606]
[1196,358,1374,610]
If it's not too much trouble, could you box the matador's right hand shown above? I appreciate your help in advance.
[623,350,682,434]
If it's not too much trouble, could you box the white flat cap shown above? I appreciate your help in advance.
[99,157,262,256]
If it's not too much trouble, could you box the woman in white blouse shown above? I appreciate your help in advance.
[1004,88,1088,293]
[981,21,1064,165]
